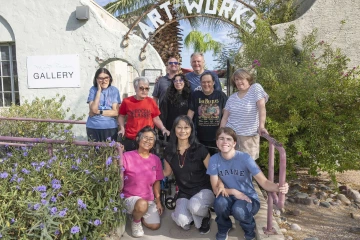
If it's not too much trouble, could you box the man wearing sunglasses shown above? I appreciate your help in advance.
[186,52,222,92]
[152,55,181,106]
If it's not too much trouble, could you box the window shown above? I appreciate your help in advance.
[0,44,19,107]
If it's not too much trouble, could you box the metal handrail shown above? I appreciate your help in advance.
[260,133,287,235]
[0,117,123,190]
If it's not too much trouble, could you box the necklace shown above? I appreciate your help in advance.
[177,148,188,168]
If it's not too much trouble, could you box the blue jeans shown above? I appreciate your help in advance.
[214,195,260,240]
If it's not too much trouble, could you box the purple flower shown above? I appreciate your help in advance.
[77,199,87,209]
[35,185,47,192]
[17,178,24,183]
[41,193,47,198]
[70,226,80,234]
[109,140,116,147]
[22,168,30,174]
[76,158,81,164]
[10,174,18,182]
[7,152,12,157]
[58,209,67,217]
[106,137,111,141]
[109,198,114,203]
[48,173,53,178]
[0,172,8,179]
[41,200,47,205]
[71,165,79,170]
[50,207,57,215]
[120,193,125,199]
[121,166,125,172]
[104,177,109,182]
[51,196,57,203]
[39,161,46,167]
[113,207,118,212]
[23,152,28,157]
[52,183,61,190]
[83,237,87,240]
[16,185,20,189]
[64,130,69,133]
[94,219,101,226]
[51,179,60,184]
[106,157,112,167]
[33,203,41,210]
[55,230,60,235]
[10,218,15,224]
[39,223,44,229]
[84,170,90,174]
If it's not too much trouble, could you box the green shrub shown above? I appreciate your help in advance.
[0,134,126,239]
[233,20,360,179]
[0,95,84,139]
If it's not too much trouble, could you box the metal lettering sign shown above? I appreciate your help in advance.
[27,54,80,88]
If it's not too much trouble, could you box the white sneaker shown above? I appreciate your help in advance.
[131,220,144,238]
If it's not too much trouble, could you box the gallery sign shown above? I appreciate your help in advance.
[138,0,257,38]
[27,54,80,88]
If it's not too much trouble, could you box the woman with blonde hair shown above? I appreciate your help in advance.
[220,68,268,160]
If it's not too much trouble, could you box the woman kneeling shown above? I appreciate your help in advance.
[163,115,214,234]
[121,126,164,238]
[207,127,289,240]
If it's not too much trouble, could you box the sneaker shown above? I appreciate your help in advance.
[216,228,231,240]
[131,220,144,238]
[199,209,211,234]
[182,224,191,231]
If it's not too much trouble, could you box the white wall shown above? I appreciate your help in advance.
[274,0,360,68]
[0,0,165,139]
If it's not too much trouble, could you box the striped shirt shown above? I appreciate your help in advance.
[225,83,268,136]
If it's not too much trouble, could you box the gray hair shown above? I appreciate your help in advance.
[190,52,204,59]
[133,76,150,89]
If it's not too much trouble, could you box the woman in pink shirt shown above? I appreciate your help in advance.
[121,126,164,238]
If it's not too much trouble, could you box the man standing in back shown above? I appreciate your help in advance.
[153,55,181,106]
[186,52,222,92]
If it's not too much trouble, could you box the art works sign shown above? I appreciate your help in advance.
[27,54,80,88]
[138,0,257,38]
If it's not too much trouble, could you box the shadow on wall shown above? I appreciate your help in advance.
[66,11,87,31]
[295,0,317,18]
[0,16,15,41]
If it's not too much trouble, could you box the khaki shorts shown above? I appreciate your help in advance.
[125,196,160,224]
[236,135,260,160]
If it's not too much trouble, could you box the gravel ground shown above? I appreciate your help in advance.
[283,170,360,240]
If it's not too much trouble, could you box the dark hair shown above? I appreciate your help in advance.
[135,126,157,150]
[200,72,214,82]
[165,74,191,106]
[164,115,199,161]
[216,127,237,142]
[93,68,113,87]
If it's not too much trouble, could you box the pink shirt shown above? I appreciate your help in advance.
[122,150,164,201]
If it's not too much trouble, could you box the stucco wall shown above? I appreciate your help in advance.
[0,0,165,139]
[274,0,360,68]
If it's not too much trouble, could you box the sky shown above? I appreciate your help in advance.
[95,0,235,70]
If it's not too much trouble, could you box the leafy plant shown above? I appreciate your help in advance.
[232,20,360,179]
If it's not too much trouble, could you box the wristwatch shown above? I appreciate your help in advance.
[99,110,103,115]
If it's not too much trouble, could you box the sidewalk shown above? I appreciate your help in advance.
[121,182,284,240]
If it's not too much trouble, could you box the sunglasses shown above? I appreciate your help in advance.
[139,86,150,91]
[168,62,179,65]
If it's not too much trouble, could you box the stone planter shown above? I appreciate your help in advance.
[103,221,126,240]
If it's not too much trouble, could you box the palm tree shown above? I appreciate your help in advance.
[184,30,223,55]
[104,0,235,64]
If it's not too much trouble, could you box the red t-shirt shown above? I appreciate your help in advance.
[119,96,160,139]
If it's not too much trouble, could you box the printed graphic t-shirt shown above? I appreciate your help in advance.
[189,90,228,141]
[119,96,160,140]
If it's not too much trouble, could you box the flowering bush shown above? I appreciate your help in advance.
[0,132,126,239]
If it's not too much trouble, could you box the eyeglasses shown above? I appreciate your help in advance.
[97,76,110,81]
[141,136,155,143]
[139,86,150,91]
[173,79,184,83]
[168,62,179,65]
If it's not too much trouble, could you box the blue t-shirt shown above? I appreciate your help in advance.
[185,70,222,92]
[86,85,121,129]
[206,151,261,200]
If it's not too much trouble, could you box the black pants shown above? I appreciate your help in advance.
[86,127,118,142]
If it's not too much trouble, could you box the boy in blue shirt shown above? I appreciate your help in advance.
[207,127,289,240]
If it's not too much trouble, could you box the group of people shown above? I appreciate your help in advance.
[85,53,288,240]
